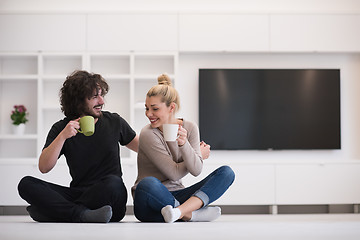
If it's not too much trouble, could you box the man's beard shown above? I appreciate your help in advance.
[84,105,103,118]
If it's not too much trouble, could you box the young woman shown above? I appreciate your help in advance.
[132,74,235,223]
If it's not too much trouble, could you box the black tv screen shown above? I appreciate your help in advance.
[199,69,341,150]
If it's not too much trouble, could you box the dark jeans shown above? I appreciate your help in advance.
[18,174,127,222]
[133,165,235,222]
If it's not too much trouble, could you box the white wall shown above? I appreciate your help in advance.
[1,0,360,206]
[178,53,360,162]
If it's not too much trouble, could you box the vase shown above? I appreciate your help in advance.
[13,123,26,135]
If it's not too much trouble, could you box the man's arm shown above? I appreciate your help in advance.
[126,134,139,153]
[39,119,80,173]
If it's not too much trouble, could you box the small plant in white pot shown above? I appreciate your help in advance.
[10,105,29,135]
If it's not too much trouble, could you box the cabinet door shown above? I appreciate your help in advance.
[276,163,360,204]
[179,14,269,52]
[121,164,137,206]
[270,14,360,52]
[182,164,276,205]
[0,163,71,205]
[0,14,86,51]
[87,14,178,51]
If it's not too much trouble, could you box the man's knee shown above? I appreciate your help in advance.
[18,176,36,198]
[100,175,128,206]
[102,175,126,191]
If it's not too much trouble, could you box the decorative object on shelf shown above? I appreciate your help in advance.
[10,105,29,135]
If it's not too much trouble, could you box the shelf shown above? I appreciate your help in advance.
[0,138,38,158]
[42,106,62,111]
[0,55,38,75]
[0,157,38,165]
[134,102,146,109]
[134,57,175,75]
[0,134,37,140]
[134,74,175,80]
[42,80,63,107]
[42,55,82,75]
[0,75,38,80]
[134,81,155,104]
[42,75,67,80]
[101,74,131,80]
[90,55,130,75]
[103,79,130,121]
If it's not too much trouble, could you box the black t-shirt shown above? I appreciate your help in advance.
[43,111,136,188]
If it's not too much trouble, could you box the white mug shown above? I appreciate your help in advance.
[163,124,179,141]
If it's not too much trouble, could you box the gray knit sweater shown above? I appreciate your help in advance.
[132,120,203,197]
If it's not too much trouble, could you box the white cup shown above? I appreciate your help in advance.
[163,124,179,141]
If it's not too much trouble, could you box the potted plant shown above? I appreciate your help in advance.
[10,105,29,135]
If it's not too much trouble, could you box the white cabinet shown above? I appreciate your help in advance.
[87,14,178,51]
[121,163,137,205]
[179,13,360,53]
[182,164,276,205]
[179,14,270,52]
[276,163,360,204]
[2,13,360,53]
[183,161,360,206]
[0,163,71,205]
[0,14,86,51]
[270,14,360,52]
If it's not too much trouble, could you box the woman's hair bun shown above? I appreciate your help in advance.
[157,73,172,87]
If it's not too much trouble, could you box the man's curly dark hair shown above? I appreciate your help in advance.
[60,70,109,119]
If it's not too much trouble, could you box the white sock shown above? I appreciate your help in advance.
[161,205,181,223]
[190,206,221,222]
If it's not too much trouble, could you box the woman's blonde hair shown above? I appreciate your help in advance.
[147,73,180,112]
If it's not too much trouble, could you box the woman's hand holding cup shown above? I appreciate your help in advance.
[163,123,187,146]
[177,125,187,146]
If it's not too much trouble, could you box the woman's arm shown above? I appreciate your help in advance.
[139,129,190,181]
[178,123,203,176]
[140,122,203,180]
[200,141,211,160]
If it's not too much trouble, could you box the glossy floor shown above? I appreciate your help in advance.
[1,214,360,240]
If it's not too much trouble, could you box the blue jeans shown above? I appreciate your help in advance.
[133,165,235,222]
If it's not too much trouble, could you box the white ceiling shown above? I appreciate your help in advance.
[1,0,360,13]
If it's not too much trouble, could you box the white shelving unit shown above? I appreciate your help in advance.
[0,54,39,163]
[0,51,177,163]
[0,51,177,204]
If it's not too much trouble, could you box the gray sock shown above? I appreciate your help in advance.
[80,205,112,223]
[190,206,221,222]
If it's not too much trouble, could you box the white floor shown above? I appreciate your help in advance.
[1,214,360,240]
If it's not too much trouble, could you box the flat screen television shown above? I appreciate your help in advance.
[199,69,341,150]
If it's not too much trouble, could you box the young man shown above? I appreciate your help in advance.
[18,70,139,223]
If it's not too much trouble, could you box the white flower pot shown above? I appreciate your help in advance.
[13,123,26,135]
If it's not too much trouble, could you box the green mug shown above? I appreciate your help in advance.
[78,116,95,136]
